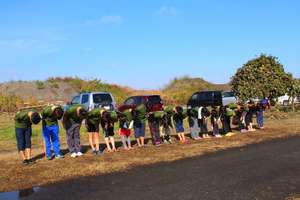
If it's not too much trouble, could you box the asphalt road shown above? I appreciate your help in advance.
[26,136,300,200]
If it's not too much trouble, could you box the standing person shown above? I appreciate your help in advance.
[86,108,103,155]
[173,106,187,143]
[219,105,234,135]
[198,107,210,138]
[41,105,64,160]
[118,109,134,150]
[245,100,256,132]
[235,103,247,133]
[133,104,147,147]
[101,110,118,152]
[188,107,201,140]
[62,104,87,158]
[15,110,41,164]
[148,111,165,145]
[256,98,269,129]
[210,106,222,137]
[162,105,174,144]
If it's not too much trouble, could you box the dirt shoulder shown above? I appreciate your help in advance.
[0,116,299,192]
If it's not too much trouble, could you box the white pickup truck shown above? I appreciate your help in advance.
[277,94,300,106]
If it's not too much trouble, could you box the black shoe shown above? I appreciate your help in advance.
[28,158,36,164]
[96,150,103,155]
[22,159,30,165]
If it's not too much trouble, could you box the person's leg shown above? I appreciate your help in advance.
[134,127,141,147]
[121,135,128,150]
[110,136,116,151]
[88,133,95,151]
[50,125,61,157]
[148,121,156,144]
[42,126,52,159]
[24,127,32,161]
[127,135,132,149]
[140,124,145,146]
[94,132,100,152]
[66,126,75,154]
[16,128,26,162]
[73,124,81,153]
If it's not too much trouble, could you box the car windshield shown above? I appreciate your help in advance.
[93,94,112,104]
[222,92,235,98]
[148,96,161,104]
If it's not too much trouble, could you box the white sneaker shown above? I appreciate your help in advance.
[70,153,77,158]
[76,152,83,157]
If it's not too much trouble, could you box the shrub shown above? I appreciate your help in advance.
[35,81,45,90]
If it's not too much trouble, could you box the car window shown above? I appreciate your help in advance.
[93,94,113,104]
[71,96,80,104]
[148,96,161,104]
[191,93,199,100]
[198,92,212,101]
[124,97,135,105]
[81,94,89,104]
[135,97,143,105]
[222,92,235,98]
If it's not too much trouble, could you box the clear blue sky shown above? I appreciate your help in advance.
[0,0,299,89]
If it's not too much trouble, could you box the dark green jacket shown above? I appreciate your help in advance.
[133,104,147,124]
[42,105,60,126]
[86,108,103,125]
[15,110,32,128]
[64,105,85,124]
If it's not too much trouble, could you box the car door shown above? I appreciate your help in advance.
[81,94,90,110]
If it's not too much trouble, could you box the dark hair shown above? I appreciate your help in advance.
[31,112,41,124]
[175,106,183,114]
[79,109,88,119]
[54,107,64,120]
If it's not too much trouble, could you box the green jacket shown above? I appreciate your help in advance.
[134,104,147,124]
[87,108,103,125]
[164,105,174,118]
[152,111,165,119]
[15,110,32,128]
[42,105,60,126]
[64,105,85,124]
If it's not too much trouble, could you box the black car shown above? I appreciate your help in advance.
[187,91,222,108]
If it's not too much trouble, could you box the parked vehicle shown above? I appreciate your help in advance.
[118,95,163,112]
[222,91,237,106]
[278,94,300,106]
[67,92,116,111]
[187,91,222,108]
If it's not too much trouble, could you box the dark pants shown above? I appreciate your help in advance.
[212,123,219,135]
[149,121,161,145]
[66,123,81,153]
[222,116,232,134]
[15,127,32,151]
[198,119,208,136]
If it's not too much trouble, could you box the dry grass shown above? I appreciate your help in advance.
[0,115,299,192]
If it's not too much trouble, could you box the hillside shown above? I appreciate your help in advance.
[0,76,230,111]
[162,76,231,104]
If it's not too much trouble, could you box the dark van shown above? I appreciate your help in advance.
[187,91,222,108]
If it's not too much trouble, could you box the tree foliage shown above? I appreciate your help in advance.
[231,54,290,100]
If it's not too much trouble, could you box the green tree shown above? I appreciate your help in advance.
[231,54,290,100]
[286,75,300,111]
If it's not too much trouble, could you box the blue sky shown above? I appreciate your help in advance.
[0,0,299,89]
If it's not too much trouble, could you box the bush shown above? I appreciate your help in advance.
[35,81,45,90]
[0,93,24,112]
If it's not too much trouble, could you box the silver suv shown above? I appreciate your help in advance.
[69,92,116,111]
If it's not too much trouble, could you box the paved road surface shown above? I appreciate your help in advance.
[26,136,300,200]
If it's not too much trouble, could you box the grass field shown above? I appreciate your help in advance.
[0,111,299,192]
